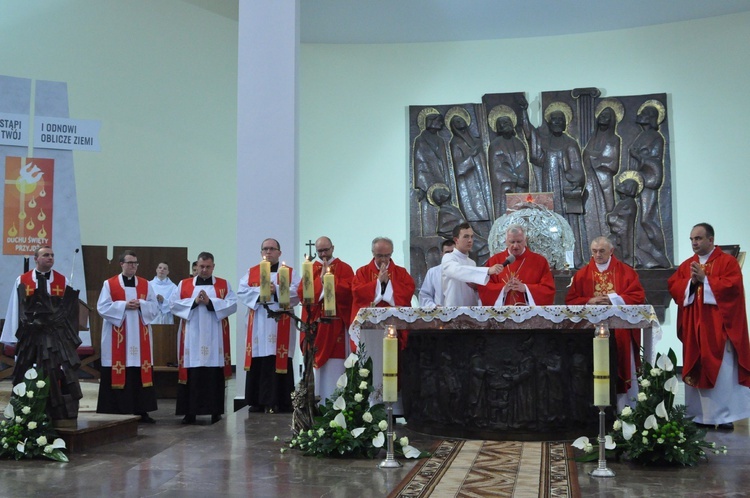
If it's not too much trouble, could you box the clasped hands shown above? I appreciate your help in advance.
[587,295,611,305]
[690,261,706,285]
[377,264,390,284]
[125,298,141,310]
[505,276,525,293]
[195,290,211,305]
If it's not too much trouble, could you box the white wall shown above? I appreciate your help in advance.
[0,0,239,273]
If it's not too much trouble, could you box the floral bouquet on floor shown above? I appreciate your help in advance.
[573,349,725,466]
[0,367,68,462]
[288,348,427,459]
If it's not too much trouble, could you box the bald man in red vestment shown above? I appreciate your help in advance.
[297,236,354,403]
[351,237,415,349]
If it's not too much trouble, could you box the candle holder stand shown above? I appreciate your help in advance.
[378,401,402,469]
[589,406,615,478]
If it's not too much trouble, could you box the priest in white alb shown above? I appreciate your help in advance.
[442,222,504,307]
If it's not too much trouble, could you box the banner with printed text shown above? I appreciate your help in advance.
[3,156,54,255]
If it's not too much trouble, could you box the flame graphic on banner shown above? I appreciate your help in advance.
[3,157,55,255]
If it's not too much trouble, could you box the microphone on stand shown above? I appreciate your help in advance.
[501,254,516,267]
[70,248,80,284]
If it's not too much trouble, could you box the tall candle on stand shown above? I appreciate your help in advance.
[593,323,610,406]
[278,262,290,309]
[302,255,314,304]
[383,325,398,402]
[323,267,336,316]
[259,256,271,303]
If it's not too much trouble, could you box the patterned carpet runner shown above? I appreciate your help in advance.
[389,440,579,498]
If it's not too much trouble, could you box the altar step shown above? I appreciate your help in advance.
[54,413,139,452]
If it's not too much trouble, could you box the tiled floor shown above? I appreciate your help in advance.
[1,378,749,497]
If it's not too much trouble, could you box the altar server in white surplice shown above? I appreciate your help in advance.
[418,239,454,307]
[170,251,237,425]
[441,222,504,307]
[150,261,177,324]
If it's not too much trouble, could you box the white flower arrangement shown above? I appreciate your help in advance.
[289,350,428,459]
[573,350,724,466]
[0,368,68,462]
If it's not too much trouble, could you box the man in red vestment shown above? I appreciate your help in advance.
[566,236,646,409]
[478,225,555,306]
[352,237,415,412]
[297,236,354,403]
[351,237,416,347]
[668,223,750,429]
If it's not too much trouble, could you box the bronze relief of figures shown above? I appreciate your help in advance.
[412,107,453,238]
[446,106,493,226]
[628,100,671,268]
[487,104,530,218]
[582,100,624,246]
[408,89,673,287]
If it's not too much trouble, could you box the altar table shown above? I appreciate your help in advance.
[352,305,659,441]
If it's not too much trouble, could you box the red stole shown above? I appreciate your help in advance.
[107,276,153,389]
[177,278,232,384]
[20,270,67,298]
[245,265,293,373]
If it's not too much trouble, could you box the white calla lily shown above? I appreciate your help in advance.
[656,354,674,372]
[664,376,679,394]
[336,373,348,389]
[644,415,659,430]
[344,353,358,369]
[17,439,26,454]
[334,412,347,429]
[402,445,421,458]
[572,436,590,450]
[656,401,669,420]
[12,382,26,397]
[622,421,637,440]
[351,427,365,438]
[604,435,616,450]
[333,396,346,411]
[372,432,385,448]
[24,369,38,380]
[3,402,14,419]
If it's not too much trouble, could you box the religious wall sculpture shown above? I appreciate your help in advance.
[409,88,673,290]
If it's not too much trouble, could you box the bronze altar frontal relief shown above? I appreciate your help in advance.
[401,328,614,442]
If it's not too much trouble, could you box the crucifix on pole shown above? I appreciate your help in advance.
[305,239,317,260]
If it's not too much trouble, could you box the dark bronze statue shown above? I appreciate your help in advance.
[446,107,492,224]
[521,99,586,267]
[582,100,624,244]
[628,100,671,268]
[487,105,530,217]
[412,108,452,237]
[14,279,82,424]
[608,175,641,266]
